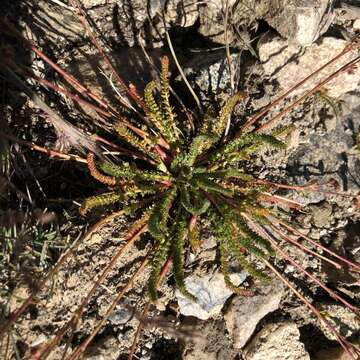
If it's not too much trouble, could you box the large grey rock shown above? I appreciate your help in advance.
[224,281,284,348]
[287,104,360,196]
[258,36,360,98]
[259,37,360,98]
[265,0,335,45]
[243,322,310,360]
[26,0,199,49]
[175,271,247,320]
[197,0,333,46]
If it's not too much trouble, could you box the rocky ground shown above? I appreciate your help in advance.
[1,1,360,359]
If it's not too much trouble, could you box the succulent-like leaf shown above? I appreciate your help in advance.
[184,134,214,167]
[211,133,286,163]
[116,123,155,156]
[212,92,246,140]
[172,210,196,300]
[210,211,269,282]
[159,56,178,143]
[79,192,122,215]
[194,176,234,197]
[148,237,171,301]
[180,186,211,215]
[144,80,169,139]
[219,237,252,296]
[101,161,172,183]
[148,187,177,241]
[207,169,253,181]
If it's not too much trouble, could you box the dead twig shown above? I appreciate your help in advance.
[162,10,203,115]
[0,132,87,163]
[1,65,100,155]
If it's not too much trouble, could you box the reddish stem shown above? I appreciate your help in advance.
[269,215,360,273]
[0,18,113,111]
[154,144,173,169]
[66,256,150,360]
[245,214,360,317]
[263,259,360,360]
[243,214,360,359]
[37,219,148,359]
[128,257,173,360]
[260,193,304,210]
[70,0,144,109]
[29,73,112,118]
[268,221,342,269]
[256,55,360,132]
[253,179,319,192]
[0,210,125,339]
[0,132,87,163]
[239,36,360,133]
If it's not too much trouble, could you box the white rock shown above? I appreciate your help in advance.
[175,272,247,320]
[354,19,360,31]
[259,36,360,98]
[224,281,284,348]
[82,0,107,7]
[244,322,310,360]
